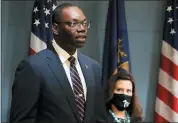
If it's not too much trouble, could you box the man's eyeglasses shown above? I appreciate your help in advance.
[55,21,91,29]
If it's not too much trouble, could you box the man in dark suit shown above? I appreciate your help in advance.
[9,3,107,123]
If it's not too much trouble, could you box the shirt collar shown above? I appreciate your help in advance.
[52,40,78,64]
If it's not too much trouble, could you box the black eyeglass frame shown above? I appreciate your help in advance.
[54,20,91,29]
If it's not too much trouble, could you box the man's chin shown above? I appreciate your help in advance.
[76,42,85,48]
[76,40,85,48]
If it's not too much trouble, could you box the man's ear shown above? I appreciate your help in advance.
[52,23,59,35]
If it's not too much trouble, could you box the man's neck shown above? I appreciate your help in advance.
[62,47,76,56]
[111,104,126,119]
[56,41,76,56]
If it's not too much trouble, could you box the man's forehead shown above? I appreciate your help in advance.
[61,6,86,21]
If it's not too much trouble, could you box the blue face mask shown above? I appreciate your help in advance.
[111,93,132,111]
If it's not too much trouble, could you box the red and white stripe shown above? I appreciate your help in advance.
[29,32,47,55]
[154,41,178,122]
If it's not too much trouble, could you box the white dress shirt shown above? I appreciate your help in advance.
[52,40,87,100]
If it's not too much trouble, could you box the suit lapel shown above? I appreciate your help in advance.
[46,49,81,123]
[78,54,95,123]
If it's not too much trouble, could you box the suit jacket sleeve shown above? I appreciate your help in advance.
[9,60,41,123]
[93,62,108,123]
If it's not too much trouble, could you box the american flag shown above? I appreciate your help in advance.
[29,0,57,55]
[154,0,178,122]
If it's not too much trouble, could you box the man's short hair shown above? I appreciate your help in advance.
[52,3,77,23]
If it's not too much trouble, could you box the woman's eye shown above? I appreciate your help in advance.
[117,89,122,91]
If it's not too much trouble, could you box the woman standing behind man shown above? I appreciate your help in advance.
[105,72,143,123]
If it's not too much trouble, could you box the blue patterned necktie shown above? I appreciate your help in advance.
[68,56,85,122]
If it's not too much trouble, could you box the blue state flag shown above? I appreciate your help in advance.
[102,0,131,87]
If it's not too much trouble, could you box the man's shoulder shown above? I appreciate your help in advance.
[19,49,50,68]
[79,53,100,67]
[14,49,54,77]
[25,49,47,62]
